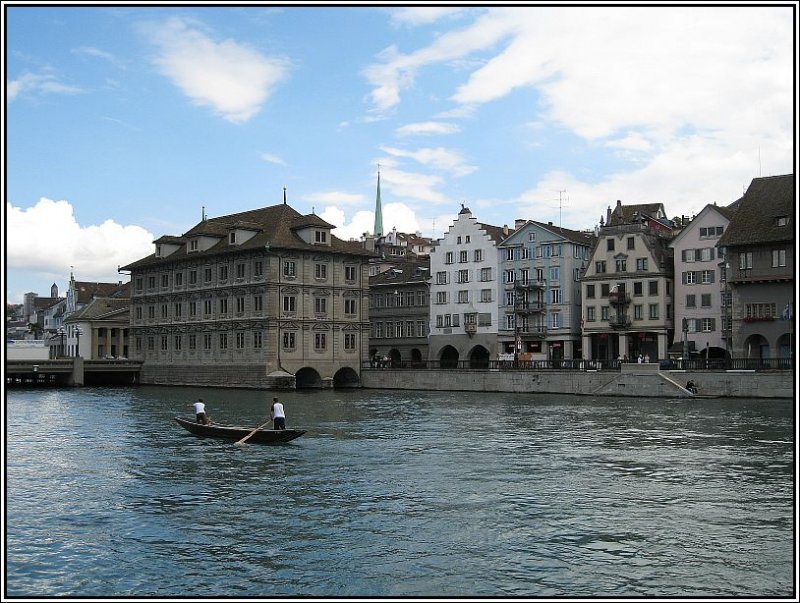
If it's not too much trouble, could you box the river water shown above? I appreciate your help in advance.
[5,386,795,598]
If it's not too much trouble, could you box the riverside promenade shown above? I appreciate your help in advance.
[362,360,794,399]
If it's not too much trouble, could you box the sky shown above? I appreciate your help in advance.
[4,3,797,305]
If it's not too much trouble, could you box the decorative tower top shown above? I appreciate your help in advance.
[373,167,384,237]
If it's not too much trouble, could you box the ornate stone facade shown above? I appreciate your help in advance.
[121,203,375,388]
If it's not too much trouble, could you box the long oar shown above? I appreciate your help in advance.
[235,419,272,446]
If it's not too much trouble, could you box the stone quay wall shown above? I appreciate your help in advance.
[361,363,794,399]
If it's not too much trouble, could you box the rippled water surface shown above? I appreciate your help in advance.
[5,386,795,597]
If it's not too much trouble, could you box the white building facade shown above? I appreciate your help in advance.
[428,206,505,366]
[669,204,735,360]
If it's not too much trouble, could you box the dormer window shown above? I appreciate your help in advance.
[189,239,199,253]
[156,244,162,258]
[315,230,327,244]
[229,232,237,244]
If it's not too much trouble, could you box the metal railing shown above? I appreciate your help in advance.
[363,357,794,372]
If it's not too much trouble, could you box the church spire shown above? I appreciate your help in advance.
[373,166,384,237]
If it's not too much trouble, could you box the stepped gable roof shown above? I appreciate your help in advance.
[717,174,795,247]
[122,203,375,270]
[609,202,665,226]
[66,297,130,322]
[74,281,128,304]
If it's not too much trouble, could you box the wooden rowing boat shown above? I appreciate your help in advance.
[174,416,306,444]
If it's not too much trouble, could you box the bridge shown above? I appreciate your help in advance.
[6,358,143,387]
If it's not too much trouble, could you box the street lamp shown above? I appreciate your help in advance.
[57,327,66,358]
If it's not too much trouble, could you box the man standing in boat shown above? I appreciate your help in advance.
[191,398,209,425]
[271,397,286,430]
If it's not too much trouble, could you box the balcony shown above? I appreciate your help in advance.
[514,301,546,314]
[465,323,477,335]
[608,314,631,329]
[607,291,631,306]
[518,325,547,338]
[505,280,546,291]
[517,280,546,290]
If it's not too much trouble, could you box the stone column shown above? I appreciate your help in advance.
[619,333,629,359]
[582,334,592,360]
[658,332,668,360]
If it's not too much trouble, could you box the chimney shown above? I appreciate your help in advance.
[503,224,509,235]
[606,206,612,224]
[548,221,553,226]
[514,219,525,230]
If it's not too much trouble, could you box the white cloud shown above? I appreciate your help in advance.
[605,132,654,153]
[363,9,515,112]
[6,198,154,283]
[389,7,473,27]
[260,152,287,166]
[366,7,792,146]
[395,121,461,136]
[7,71,83,101]
[71,46,125,68]
[376,159,451,205]
[321,202,425,242]
[380,145,476,177]
[363,6,793,232]
[142,17,289,123]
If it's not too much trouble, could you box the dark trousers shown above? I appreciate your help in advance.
[273,417,286,430]
[196,412,208,425]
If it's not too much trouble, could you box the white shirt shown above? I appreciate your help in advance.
[193,401,206,414]
[271,402,285,419]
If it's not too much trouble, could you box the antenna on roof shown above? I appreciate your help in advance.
[283,186,287,205]
[201,206,206,221]
[758,146,762,178]
[547,190,568,229]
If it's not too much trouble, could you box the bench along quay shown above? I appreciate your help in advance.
[361,357,794,399]
[6,358,142,387]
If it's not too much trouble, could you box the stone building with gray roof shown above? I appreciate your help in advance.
[497,219,595,363]
[581,200,677,363]
[121,201,376,389]
[368,255,431,367]
[716,174,794,361]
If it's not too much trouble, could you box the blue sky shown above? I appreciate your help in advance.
[4,4,796,304]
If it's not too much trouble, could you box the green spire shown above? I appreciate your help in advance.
[373,168,383,237]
